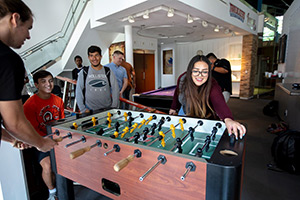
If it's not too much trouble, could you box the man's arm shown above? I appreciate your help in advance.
[1,128,15,144]
[0,100,56,152]
[212,59,230,74]
[120,78,128,95]
[132,68,136,89]
[110,71,120,108]
[213,66,228,74]
[75,71,86,112]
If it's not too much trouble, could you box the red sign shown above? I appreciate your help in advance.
[230,3,245,23]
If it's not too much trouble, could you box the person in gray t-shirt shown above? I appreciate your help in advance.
[76,46,119,113]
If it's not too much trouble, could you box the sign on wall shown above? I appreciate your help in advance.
[163,49,173,74]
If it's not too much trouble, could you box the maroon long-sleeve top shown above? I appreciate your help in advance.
[170,72,233,120]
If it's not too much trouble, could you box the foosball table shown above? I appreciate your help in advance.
[49,109,246,200]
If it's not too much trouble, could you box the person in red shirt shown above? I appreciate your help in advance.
[169,55,246,139]
[24,70,64,200]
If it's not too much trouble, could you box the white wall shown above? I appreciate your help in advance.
[0,142,29,200]
[281,0,300,83]
[17,0,73,53]
[175,36,243,79]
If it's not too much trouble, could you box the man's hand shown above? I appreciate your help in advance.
[36,137,57,152]
[12,140,32,150]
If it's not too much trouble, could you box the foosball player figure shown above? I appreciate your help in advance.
[176,138,183,153]
[205,136,211,152]
[170,124,176,138]
[211,127,218,141]
[120,127,129,138]
[142,127,150,141]
[110,131,119,139]
[128,115,134,127]
[92,117,97,127]
[130,123,138,133]
[71,122,78,130]
[195,147,203,158]
[157,117,165,131]
[97,128,104,136]
[188,127,195,142]
[114,121,120,132]
[134,132,140,144]
[158,131,166,147]
[150,123,157,135]
[145,115,157,125]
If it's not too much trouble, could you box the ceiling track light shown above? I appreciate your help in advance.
[202,20,208,27]
[167,8,174,17]
[187,14,193,23]
[143,10,149,19]
[214,25,220,32]
[128,15,135,23]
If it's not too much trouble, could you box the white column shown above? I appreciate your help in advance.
[124,25,134,65]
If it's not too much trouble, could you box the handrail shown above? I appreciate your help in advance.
[20,0,88,60]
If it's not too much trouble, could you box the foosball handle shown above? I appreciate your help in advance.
[70,146,91,159]
[54,137,63,142]
[113,154,135,172]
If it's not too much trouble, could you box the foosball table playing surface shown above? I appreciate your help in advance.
[50,109,246,200]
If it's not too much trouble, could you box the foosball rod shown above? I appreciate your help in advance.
[119,97,166,114]
[139,155,167,181]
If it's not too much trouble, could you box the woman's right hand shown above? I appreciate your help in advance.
[169,109,177,115]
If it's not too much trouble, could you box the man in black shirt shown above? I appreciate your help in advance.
[0,0,56,152]
[206,53,232,102]
[72,55,83,80]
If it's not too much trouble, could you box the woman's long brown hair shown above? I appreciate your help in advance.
[180,55,215,118]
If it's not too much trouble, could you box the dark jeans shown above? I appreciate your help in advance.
[123,88,131,109]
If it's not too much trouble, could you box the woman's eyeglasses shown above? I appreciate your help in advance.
[192,70,209,76]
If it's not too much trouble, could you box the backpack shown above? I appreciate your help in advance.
[271,130,300,174]
[82,66,111,104]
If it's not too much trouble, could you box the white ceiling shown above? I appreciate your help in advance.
[93,1,250,44]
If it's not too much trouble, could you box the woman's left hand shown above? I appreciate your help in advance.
[224,118,246,139]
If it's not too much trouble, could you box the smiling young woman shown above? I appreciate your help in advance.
[173,55,246,139]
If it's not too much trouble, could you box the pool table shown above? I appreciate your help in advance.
[133,85,176,113]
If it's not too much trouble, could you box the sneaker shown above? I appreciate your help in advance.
[47,193,57,200]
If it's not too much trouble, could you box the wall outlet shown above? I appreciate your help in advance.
[284,109,288,117]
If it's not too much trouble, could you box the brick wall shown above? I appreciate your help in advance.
[240,34,258,99]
